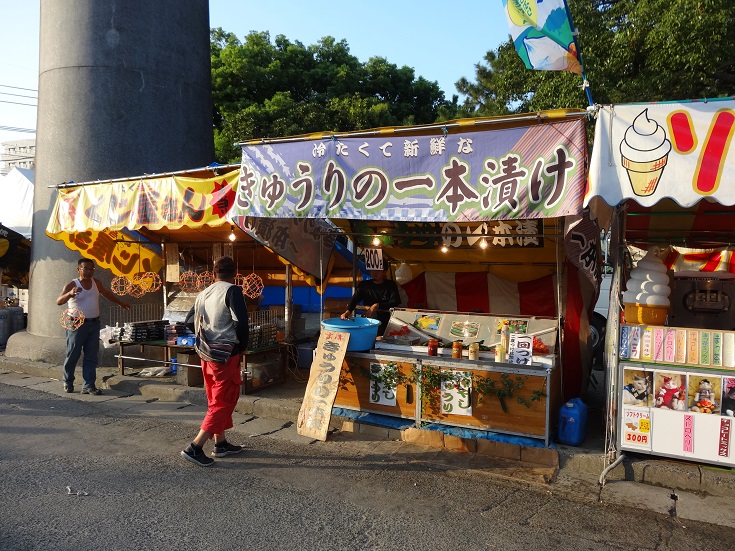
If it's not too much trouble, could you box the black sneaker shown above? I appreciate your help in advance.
[63,384,74,393]
[181,447,214,467]
[211,442,244,458]
[81,387,102,395]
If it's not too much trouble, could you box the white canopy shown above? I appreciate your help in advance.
[0,167,33,239]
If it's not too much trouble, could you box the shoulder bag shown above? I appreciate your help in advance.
[195,315,234,363]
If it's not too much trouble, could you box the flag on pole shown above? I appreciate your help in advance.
[502,0,582,74]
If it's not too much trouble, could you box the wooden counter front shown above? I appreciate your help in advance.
[334,353,418,420]
[420,365,560,439]
[334,352,559,445]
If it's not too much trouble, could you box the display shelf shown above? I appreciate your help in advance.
[617,323,735,467]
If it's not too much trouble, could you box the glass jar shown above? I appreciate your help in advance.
[468,342,480,360]
[452,341,463,359]
[427,339,439,356]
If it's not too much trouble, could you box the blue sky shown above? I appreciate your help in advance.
[0,1,510,144]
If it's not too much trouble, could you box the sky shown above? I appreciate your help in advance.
[0,0,510,145]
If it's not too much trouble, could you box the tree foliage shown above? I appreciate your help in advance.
[456,0,735,117]
[210,30,449,163]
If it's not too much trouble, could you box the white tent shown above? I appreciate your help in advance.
[0,167,33,239]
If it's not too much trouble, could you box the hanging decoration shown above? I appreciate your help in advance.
[111,275,131,296]
[234,273,246,287]
[179,271,199,292]
[242,272,264,299]
[60,308,85,331]
[128,283,147,298]
[179,248,199,292]
[242,250,263,299]
[197,249,214,290]
[133,271,162,293]
[198,270,214,289]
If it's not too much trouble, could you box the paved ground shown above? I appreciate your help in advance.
[2,357,735,528]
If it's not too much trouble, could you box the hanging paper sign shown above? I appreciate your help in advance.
[165,243,180,283]
[508,333,534,364]
[440,370,472,416]
[297,329,349,441]
[368,362,397,406]
[364,248,384,271]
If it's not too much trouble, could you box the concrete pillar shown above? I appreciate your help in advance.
[8,0,213,364]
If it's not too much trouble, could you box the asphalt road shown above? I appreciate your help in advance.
[1,382,733,551]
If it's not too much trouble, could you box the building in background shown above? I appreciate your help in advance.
[0,139,35,175]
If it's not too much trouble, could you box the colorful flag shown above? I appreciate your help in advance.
[502,0,582,74]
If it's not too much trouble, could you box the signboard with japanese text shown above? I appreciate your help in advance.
[508,333,534,365]
[236,118,587,222]
[621,407,652,451]
[368,362,398,407]
[54,227,163,280]
[46,169,337,280]
[440,370,473,416]
[352,220,544,250]
[232,215,336,280]
[297,329,350,441]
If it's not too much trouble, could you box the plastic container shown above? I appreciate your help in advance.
[320,317,381,351]
[8,306,24,335]
[624,303,668,325]
[0,309,9,346]
[558,397,588,446]
[170,358,178,374]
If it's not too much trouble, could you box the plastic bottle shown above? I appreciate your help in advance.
[494,342,505,363]
[170,358,178,375]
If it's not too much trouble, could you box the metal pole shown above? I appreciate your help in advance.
[285,264,293,341]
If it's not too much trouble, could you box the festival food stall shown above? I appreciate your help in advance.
[586,97,735,467]
[234,110,601,444]
[45,164,354,391]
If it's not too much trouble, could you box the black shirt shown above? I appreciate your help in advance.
[346,279,401,333]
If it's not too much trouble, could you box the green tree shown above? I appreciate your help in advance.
[456,0,735,116]
[211,30,449,163]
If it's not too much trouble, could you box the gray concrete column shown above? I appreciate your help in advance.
[8,0,213,364]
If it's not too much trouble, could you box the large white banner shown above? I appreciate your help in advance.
[586,99,735,208]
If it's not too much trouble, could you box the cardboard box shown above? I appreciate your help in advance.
[176,353,203,387]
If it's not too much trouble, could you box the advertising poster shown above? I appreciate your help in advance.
[622,367,653,407]
[621,407,652,450]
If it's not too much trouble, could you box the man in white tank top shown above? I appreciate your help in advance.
[56,258,131,394]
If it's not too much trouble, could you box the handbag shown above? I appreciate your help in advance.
[195,316,234,363]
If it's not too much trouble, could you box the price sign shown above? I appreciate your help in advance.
[364,248,384,271]
[508,334,533,365]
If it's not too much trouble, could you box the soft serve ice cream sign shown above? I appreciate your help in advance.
[620,110,672,197]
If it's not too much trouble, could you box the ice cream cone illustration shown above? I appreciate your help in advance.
[620,109,672,197]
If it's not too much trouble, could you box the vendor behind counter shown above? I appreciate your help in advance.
[341,266,401,334]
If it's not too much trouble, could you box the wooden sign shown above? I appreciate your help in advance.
[297,329,350,440]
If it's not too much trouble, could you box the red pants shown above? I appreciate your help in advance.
[200,354,242,435]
